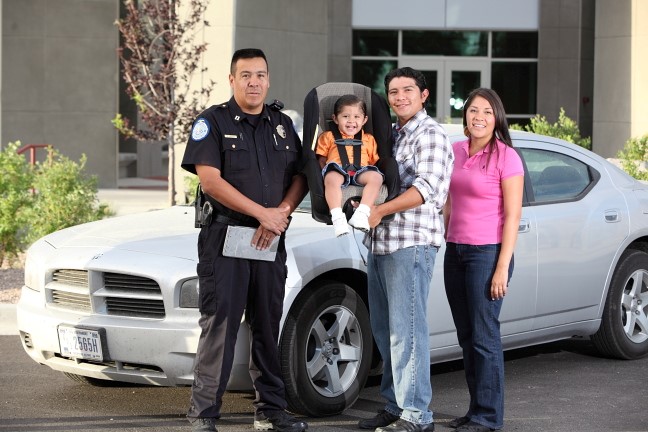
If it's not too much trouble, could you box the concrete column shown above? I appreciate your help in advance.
[537,0,594,138]
[592,0,632,157]
[631,0,648,141]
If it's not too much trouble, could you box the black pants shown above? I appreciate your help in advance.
[187,222,288,419]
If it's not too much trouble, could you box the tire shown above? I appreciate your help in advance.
[592,249,648,359]
[280,280,372,416]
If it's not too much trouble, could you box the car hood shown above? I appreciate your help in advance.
[40,206,327,261]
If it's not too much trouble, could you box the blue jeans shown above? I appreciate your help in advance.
[367,246,436,425]
[443,243,514,430]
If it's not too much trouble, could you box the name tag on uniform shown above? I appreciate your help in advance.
[222,226,278,261]
[224,134,238,139]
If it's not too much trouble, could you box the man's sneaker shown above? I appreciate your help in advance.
[448,416,470,429]
[254,411,308,432]
[189,417,218,432]
[348,208,370,232]
[332,215,350,237]
[358,409,400,429]
[376,419,435,432]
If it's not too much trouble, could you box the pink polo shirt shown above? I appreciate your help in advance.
[446,139,524,245]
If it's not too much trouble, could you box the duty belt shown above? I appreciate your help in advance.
[213,213,259,228]
[203,195,259,228]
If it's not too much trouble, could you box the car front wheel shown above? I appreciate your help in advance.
[592,249,648,359]
[280,280,372,416]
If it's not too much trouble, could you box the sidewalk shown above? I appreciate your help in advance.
[0,304,17,335]
[0,178,172,335]
[98,177,170,216]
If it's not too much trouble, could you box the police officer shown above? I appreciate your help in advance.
[181,48,308,432]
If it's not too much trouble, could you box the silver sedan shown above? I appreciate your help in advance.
[16,126,648,417]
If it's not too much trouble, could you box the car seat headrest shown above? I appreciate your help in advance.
[314,83,374,136]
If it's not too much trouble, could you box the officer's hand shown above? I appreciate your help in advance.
[252,227,277,250]
[257,207,289,236]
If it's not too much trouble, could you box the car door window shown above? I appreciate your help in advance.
[520,148,593,203]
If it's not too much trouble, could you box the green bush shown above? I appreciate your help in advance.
[0,144,111,266]
[0,142,34,266]
[184,173,200,204]
[514,108,591,150]
[617,135,648,181]
[24,148,111,244]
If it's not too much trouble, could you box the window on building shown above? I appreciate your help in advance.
[352,30,398,56]
[352,60,398,97]
[420,70,438,118]
[492,32,538,58]
[402,31,488,56]
[491,61,537,115]
[351,30,538,123]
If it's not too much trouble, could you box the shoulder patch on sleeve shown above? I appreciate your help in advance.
[191,118,210,141]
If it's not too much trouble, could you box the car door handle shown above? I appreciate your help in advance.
[604,209,620,223]
[519,218,530,233]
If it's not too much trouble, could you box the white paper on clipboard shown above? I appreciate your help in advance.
[222,225,278,261]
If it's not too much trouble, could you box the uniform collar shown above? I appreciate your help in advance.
[226,97,270,123]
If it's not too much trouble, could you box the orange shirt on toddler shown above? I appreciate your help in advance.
[315,130,379,167]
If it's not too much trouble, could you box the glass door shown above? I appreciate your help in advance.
[400,59,490,122]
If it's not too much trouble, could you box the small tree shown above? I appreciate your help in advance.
[0,144,109,266]
[513,108,591,150]
[0,142,33,266]
[24,148,111,245]
[617,135,648,181]
[113,0,214,205]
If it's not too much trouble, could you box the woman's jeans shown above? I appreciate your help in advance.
[367,245,436,425]
[444,242,513,430]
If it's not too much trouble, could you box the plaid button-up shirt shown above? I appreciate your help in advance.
[369,109,454,255]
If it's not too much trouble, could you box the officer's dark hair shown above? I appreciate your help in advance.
[384,67,429,107]
[333,94,367,117]
[230,48,268,74]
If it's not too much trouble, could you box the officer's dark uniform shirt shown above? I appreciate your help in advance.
[182,97,303,210]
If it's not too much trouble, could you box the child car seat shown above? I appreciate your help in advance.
[302,82,400,224]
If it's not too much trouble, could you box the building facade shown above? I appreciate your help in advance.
[0,0,646,189]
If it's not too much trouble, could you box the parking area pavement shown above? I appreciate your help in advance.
[2,329,648,432]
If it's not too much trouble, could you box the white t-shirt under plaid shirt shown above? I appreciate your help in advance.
[369,109,454,255]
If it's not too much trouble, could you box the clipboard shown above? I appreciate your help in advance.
[222,225,278,261]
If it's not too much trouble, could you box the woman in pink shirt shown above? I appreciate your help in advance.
[443,88,524,432]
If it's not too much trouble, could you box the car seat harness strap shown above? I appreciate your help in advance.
[331,127,363,176]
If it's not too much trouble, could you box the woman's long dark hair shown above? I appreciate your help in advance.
[462,87,513,169]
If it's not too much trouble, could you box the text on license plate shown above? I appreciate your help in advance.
[58,326,103,361]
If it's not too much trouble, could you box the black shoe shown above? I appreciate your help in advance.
[455,421,494,432]
[448,416,470,428]
[358,409,400,429]
[190,417,218,432]
[376,419,435,432]
[254,411,308,432]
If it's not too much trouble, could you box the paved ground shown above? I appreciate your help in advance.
[2,334,648,432]
[97,181,170,217]
[3,180,648,431]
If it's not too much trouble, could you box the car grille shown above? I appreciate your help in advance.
[102,272,165,318]
[47,269,165,319]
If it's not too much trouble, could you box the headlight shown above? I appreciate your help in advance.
[180,278,199,308]
[23,242,51,292]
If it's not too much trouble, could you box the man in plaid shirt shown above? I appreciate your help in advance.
[358,67,454,432]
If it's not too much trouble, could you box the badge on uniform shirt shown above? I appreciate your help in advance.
[191,118,210,141]
[276,125,286,138]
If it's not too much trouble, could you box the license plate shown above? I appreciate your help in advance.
[58,326,104,361]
